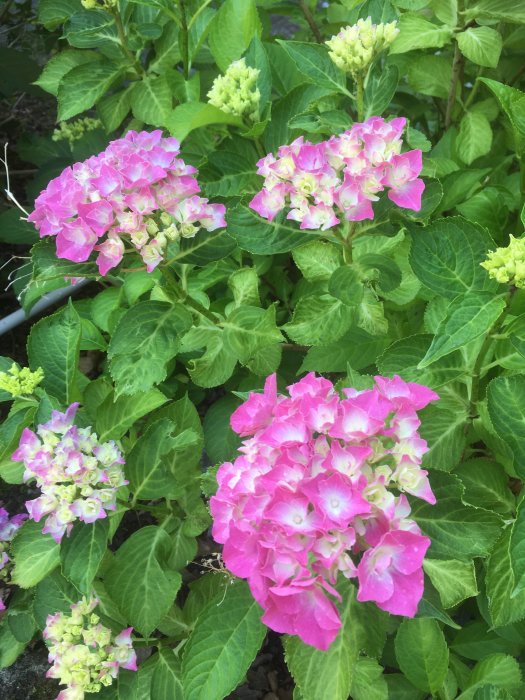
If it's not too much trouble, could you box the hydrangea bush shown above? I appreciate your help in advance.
[1,1,525,699]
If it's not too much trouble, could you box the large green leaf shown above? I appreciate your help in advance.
[27,301,81,404]
[127,419,200,501]
[456,654,522,700]
[455,459,514,515]
[423,559,478,608]
[457,112,493,165]
[208,0,261,71]
[510,498,525,596]
[34,49,99,95]
[131,75,172,128]
[11,520,60,588]
[93,388,167,442]
[284,583,381,700]
[466,0,525,24]
[166,102,243,141]
[276,41,350,97]
[419,394,469,471]
[284,294,355,346]
[487,375,525,480]
[57,60,124,121]
[350,657,388,700]
[226,205,306,254]
[108,301,192,396]
[411,474,503,560]
[223,305,283,363]
[419,292,506,368]
[105,526,181,637]
[395,618,449,693]
[479,78,525,155]
[390,13,453,54]
[61,520,109,594]
[408,217,497,298]
[151,650,184,700]
[457,27,502,68]
[292,240,343,282]
[38,0,81,28]
[486,527,525,628]
[181,581,266,700]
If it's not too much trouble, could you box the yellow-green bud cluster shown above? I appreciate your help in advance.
[325,17,399,76]
[81,0,117,10]
[52,118,102,147]
[481,235,525,287]
[0,364,44,397]
[207,58,261,122]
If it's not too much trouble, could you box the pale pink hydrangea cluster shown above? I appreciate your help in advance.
[0,507,27,612]
[44,596,136,700]
[28,130,226,274]
[249,117,424,230]
[12,404,127,543]
[211,373,437,650]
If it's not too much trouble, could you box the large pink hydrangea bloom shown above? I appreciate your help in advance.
[249,117,424,229]
[28,130,226,275]
[211,373,437,650]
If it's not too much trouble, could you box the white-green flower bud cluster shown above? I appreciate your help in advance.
[325,17,399,76]
[207,58,261,122]
[52,118,102,147]
[81,0,117,10]
[481,235,525,287]
[0,363,44,397]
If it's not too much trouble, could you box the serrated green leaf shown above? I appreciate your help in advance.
[181,581,266,700]
[95,388,167,442]
[276,40,350,97]
[108,301,192,396]
[423,559,478,608]
[105,526,181,637]
[457,27,502,68]
[208,0,261,72]
[227,205,306,255]
[151,650,184,700]
[34,49,99,95]
[395,618,449,693]
[457,654,522,700]
[11,520,60,588]
[131,75,172,128]
[455,459,514,515]
[457,112,493,165]
[223,305,283,363]
[510,498,525,596]
[350,657,388,700]
[292,241,343,282]
[487,375,525,480]
[97,86,133,132]
[61,520,109,594]
[166,102,243,142]
[58,61,124,121]
[390,13,453,54]
[284,294,355,346]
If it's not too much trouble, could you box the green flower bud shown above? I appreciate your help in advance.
[481,235,525,288]
[207,58,261,122]
[0,364,44,397]
[325,17,399,77]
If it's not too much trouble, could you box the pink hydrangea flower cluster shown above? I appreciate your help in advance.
[211,373,438,650]
[12,404,127,543]
[28,130,227,274]
[44,596,136,700]
[0,507,27,612]
[249,117,424,230]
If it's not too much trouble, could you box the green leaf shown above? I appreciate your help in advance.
[465,0,525,24]
[204,148,261,198]
[97,86,133,132]
[408,54,452,99]
[94,388,167,442]
[108,301,192,396]
[395,618,449,693]
[203,395,241,464]
[457,27,502,68]
[223,305,283,363]
[228,268,260,307]
[27,301,81,404]
[451,620,522,662]
[292,241,343,282]
[329,266,364,306]
[166,102,244,142]
[64,10,118,48]
[151,649,184,700]
[226,205,305,255]
[378,334,464,389]
[364,64,399,118]
[127,419,199,501]
[58,60,124,121]
[419,396,469,471]
[390,13,454,54]
[300,326,388,373]
[174,229,237,266]
[38,0,81,28]
[181,581,266,700]
[245,35,272,113]
[61,520,109,594]
[284,294,355,346]
[208,0,261,72]
[7,590,37,644]
[411,473,503,560]
[479,78,525,155]
[188,333,237,388]
[150,22,180,73]
[0,621,26,668]
[457,112,493,165]
[455,459,514,515]
[0,406,36,483]
[350,657,388,700]
[487,527,525,627]
[105,526,182,637]
[34,49,99,95]
[419,292,506,368]
[408,216,497,298]
[33,570,80,629]
[11,520,60,588]
[423,559,478,608]
[131,75,172,128]
[276,41,350,97]
[487,375,525,480]
[284,583,378,700]
[456,654,522,700]
[510,498,525,596]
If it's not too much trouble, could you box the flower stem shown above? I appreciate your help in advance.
[298,0,323,43]
[355,74,365,122]
[178,0,190,79]
[161,266,218,323]
[111,9,146,78]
